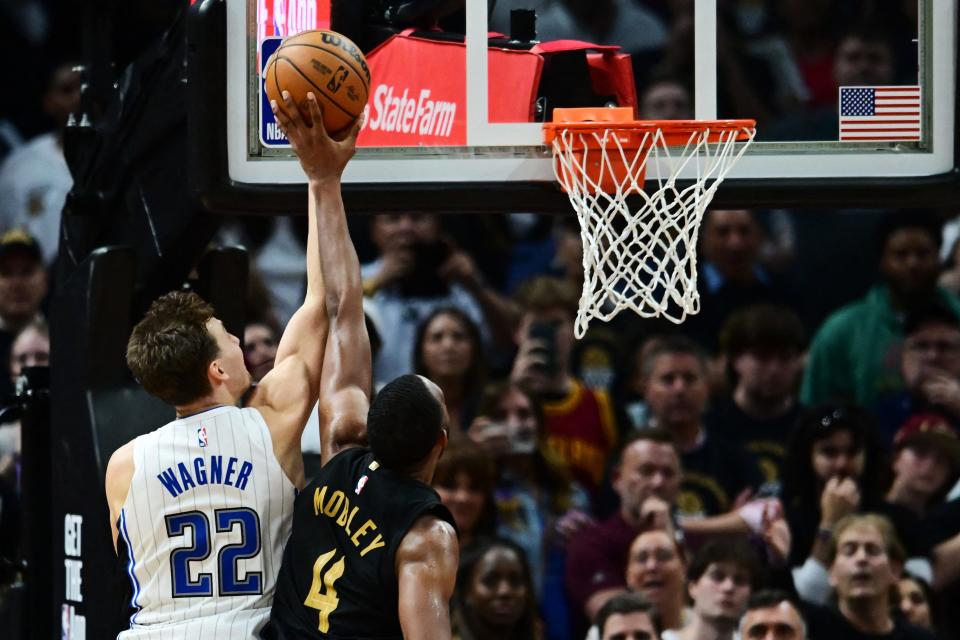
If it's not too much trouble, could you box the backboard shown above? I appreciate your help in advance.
[190,0,958,213]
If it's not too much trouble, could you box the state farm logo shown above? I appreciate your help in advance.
[366,85,457,137]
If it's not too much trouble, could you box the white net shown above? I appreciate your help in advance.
[549,123,756,338]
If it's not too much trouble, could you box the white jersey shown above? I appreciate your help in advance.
[117,405,296,639]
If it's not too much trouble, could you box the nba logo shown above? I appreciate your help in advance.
[355,475,368,495]
[197,426,208,448]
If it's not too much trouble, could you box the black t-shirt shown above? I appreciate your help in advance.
[704,398,804,497]
[801,603,937,640]
[269,447,454,639]
[676,431,765,518]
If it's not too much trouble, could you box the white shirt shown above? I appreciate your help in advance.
[0,132,72,264]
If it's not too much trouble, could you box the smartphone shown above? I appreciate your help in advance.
[527,320,559,375]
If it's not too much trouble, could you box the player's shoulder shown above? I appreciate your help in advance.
[396,514,458,565]
[105,438,137,494]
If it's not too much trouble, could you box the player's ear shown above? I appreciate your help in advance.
[208,358,229,384]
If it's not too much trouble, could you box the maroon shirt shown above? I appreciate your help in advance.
[565,511,640,615]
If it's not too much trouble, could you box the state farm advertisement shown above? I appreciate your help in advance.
[358,34,542,147]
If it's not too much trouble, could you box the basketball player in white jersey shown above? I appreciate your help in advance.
[103,91,363,638]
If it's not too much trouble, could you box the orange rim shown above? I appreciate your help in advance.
[543,107,755,146]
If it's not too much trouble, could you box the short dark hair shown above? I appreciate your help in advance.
[596,592,660,637]
[877,210,942,255]
[126,291,218,406]
[746,589,799,611]
[687,539,762,589]
[720,304,807,358]
[616,428,678,465]
[640,334,708,379]
[741,590,805,637]
[903,303,960,337]
[367,374,444,470]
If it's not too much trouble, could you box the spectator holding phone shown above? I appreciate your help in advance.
[361,211,514,385]
[469,381,591,640]
[511,276,618,500]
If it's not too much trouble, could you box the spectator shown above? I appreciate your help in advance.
[432,437,498,548]
[243,318,279,383]
[897,575,934,632]
[641,335,764,518]
[565,430,681,624]
[739,590,808,640]
[639,76,692,120]
[672,539,760,640]
[872,304,960,446]
[625,529,689,634]
[0,319,48,487]
[0,61,80,264]
[452,537,540,640]
[801,514,936,640]
[414,307,486,434]
[469,382,590,588]
[782,404,888,569]
[595,592,661,640]
[684,210,793,352]
[0,230,47,401]
[361,211,513,386]
[707,304,807,497]
[511,276,617,499]
[766,26,896,141]
[885,416,960,521]
[802,212,960,406]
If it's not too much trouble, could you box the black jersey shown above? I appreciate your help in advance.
[268,447,454,639]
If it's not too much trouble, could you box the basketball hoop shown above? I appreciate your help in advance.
[543,107,756,338]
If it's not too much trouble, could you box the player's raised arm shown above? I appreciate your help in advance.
[273,91,371,466]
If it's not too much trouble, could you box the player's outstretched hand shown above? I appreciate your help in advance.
[271,90,364,184]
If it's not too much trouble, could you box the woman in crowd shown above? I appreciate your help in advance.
[432,437,498,548]
[468,381,591,640]
[781,403,889,567]
[624,529,690,637]
[452,537,540,640]
[898,574,935,631]
[414,307,486,434]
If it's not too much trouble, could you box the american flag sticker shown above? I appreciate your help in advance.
[839,86,921,141]
[197,425,208,448]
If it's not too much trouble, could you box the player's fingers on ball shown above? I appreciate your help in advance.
[281,91,304,128]
[306,94,326,134]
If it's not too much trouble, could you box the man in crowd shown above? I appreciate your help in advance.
[0,61,80,264]
[641,335,764,518]
[511,276,618,500]
[801,514,936,640]
[672,540,760,640]
[360,211,513,385]
[739,590,808,640]
[684,210,792,351]
[596,592,661,640]
[708,304,807,496]
[873,304,960,446]
[803,212,960,406]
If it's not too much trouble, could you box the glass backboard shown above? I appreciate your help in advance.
[210,0,957,210]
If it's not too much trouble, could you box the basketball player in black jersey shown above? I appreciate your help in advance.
[267,93,459,639]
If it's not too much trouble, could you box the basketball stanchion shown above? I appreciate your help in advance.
[543,107,756,339]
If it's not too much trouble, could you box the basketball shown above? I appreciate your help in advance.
[265,29,370,134]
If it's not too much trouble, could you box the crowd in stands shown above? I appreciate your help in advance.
[1,1,957,639]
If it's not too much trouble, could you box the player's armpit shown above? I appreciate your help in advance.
[104,440,136,555]
[396,516,459,640]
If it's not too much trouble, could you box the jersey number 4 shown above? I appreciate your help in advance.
[304,548,346,632]
[165,508,263,598]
